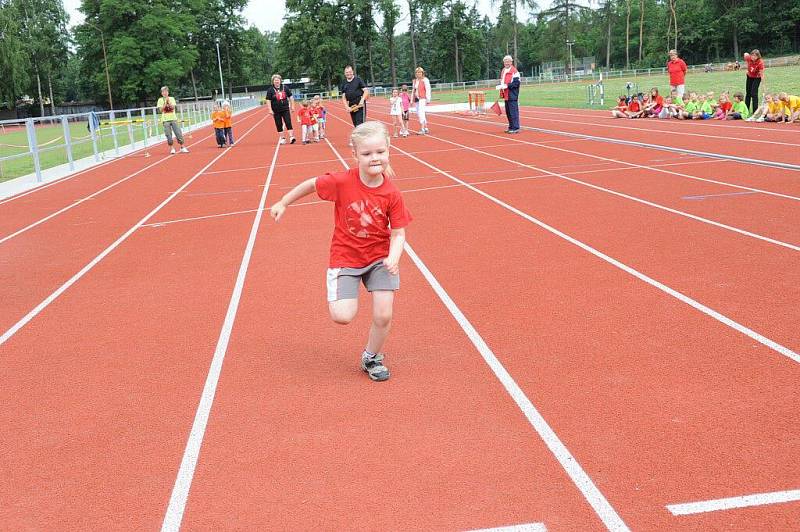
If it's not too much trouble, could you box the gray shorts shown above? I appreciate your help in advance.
[326,260,399,302]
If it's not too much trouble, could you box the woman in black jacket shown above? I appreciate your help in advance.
[266,74,296,144]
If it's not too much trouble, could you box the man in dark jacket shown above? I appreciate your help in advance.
[497,55,521,133]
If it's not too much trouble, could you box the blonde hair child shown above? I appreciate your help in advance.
[269,122,412,382]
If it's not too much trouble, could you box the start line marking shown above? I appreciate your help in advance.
[667,488,800,516]
[467,523,547,532]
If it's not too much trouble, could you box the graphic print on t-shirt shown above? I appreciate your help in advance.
[346,199,386,238]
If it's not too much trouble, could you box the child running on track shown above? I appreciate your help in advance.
[400,85,411,137]
[312,95,327,139]
[269,121,413,382]
[389,88,403,137]
[222,101,235,146]
[211,102,227,147]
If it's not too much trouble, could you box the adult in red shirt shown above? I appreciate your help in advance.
[667,49,688,98]
[743,49,765,114]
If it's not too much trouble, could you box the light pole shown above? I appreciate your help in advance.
[215,38,226,101]
[86,21,113,110]
[566,40,575,80]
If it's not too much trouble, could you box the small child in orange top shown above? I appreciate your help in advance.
[222,101,235,146]
[211,102,227,148]
[297,101,317,144]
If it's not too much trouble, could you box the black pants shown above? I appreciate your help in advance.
[214,128,226,146]
[350,104,366,126]
[273,108,293,132]
[505,99,520,130]
[745,76,761,113]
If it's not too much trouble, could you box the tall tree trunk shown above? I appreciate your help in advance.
[638,0,644,62]
[606,2,612,68]
[35,67,45,117]
[626,0,631,69]
[408,0,418,69]
[190,70,199,101]
[389,34,397,87]
[513,1,518,65]
[732,22,739,58]
[47,73,56,116]
[670,0,678,50]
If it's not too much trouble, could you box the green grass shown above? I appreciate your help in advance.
[432,65,800,109]
[0,114,203,182]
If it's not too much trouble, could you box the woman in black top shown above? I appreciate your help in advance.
[340,66,369,126]
[266,74,296,144]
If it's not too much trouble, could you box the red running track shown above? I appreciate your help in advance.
[1,101,798,530]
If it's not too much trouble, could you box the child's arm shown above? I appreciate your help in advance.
[269,178,317,222]
[383,228,406,275]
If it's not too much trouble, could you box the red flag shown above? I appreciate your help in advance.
[489,100,502,116]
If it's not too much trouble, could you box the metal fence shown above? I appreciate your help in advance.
[0,97,259,184]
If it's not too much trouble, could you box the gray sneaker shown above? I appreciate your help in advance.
[361,352,390,381]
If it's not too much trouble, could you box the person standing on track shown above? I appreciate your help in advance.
[157,86,189,154]
[266,74,296,145]
[411,67,432,134]
[340,66,369,127]
[743,49,765,114]
[497,55,521,134]
[667,49,688,99]
[269,122,413,382]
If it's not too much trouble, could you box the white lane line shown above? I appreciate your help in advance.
[0,107,263,206]
[468,523,547,532]
[342,116,800,366]
[0,115,268,348]
[404,126,800,252]
[0,110,266,244]
[185,188,253,197]
[323,132,630,532]
[667,489,800,516]
[682,191,760,200]
[513,110,800,148]
[142,208,262,228]
[160,141,281,532]
[439,114,800,202]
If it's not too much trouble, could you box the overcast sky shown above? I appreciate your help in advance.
[64,0,513,32]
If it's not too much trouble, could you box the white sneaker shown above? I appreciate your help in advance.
[756,117,765,122]
[180,147,189,153]
[279,138,286,144]
[170,148,176,154]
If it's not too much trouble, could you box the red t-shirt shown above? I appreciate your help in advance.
[667,58,687,85]
[315,168,413,268]
[652,95,664,107]
[746,56,764,78]
[628,100,641,112]
[298,107,315,126]
[719,101,732,113]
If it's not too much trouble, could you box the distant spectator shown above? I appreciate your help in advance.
[743,49,765,113]
[667,50,688,98]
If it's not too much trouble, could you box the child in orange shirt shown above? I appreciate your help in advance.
[211,102,227,148]
[222,101,235,146]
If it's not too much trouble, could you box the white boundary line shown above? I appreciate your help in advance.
[666,488,800,516]
[0,115,268,348]
[0,107,263,206]
[0,110,266,244]
[324,109,800,366]
[436,114,800,202]
[468,523,548,532]
[322,132,630,531]
[404,124,800,252]
[160,141,281,532]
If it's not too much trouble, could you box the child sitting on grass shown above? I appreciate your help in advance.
[727,92,750,120]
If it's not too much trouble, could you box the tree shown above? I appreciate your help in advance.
[377,0,401,86]
[0,1,30,106]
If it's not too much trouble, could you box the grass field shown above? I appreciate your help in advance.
[433,65,800,109]
[0,116,194,183]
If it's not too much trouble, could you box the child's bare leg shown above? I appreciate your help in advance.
[329,299,358,324]
[366,290,394,354]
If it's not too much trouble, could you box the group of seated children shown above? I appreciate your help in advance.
[611,88,800,123]
[296,95,327,144]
